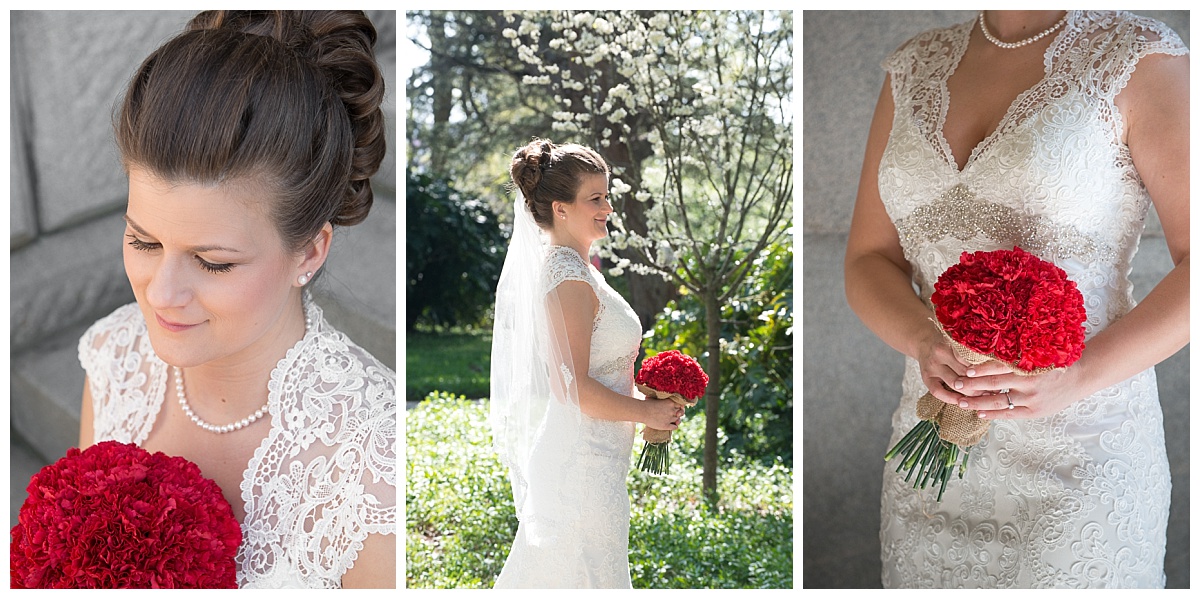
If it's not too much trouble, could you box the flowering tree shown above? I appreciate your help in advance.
[502,10,792,495]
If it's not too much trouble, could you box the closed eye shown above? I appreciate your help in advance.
[126,234,235,274]
[126,234,160,252]
[196,256,234,274]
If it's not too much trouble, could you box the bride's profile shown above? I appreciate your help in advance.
[489,138,683,588]
[76,10,395,588]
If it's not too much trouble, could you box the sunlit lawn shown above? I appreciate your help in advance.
[405,327,492,401]
[406,392,794,589]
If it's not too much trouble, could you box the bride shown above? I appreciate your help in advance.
[490,138,683,588]
[77,11,395,588]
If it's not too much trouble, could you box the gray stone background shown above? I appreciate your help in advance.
[9,10,397,528]
[802,11,1190,588]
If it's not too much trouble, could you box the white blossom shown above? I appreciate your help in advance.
[593,17,614,34]
[611,178,632,194]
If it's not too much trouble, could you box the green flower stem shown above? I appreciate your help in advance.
[884,420,928,462]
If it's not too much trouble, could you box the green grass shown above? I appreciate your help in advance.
[405,329,492,401]
[405,392,793,589]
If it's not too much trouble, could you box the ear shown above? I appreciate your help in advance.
[551,200,567,221]
[295,222,333,286]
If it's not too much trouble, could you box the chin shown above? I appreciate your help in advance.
[144,332,207,369]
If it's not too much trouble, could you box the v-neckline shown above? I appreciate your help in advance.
[935,13,1072,174]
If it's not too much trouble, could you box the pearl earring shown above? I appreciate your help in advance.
[298,271,313,286]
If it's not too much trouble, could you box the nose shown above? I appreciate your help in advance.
[602,197,614,213]
[142,257,192,310]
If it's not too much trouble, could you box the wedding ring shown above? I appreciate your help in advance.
[1005,392,1014,410]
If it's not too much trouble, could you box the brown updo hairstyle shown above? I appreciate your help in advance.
[510,138,609,229]
[115,10,387,253]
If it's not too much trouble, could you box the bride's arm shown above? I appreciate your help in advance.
[957,51,1190,418]
[551,280,681,430]
[844,77,972,405]
[341,532,396,588]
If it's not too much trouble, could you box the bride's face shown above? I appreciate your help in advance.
[555,173,612,244]
[122,167,304,369]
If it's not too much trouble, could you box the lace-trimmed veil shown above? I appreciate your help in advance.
[490,191,584,544]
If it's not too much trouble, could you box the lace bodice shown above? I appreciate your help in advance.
[542,246,642,393]
[78,301,396,589]
[877,12,1184,588]
[881,11,1186,328]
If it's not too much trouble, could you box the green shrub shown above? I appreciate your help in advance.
[406,171,508,330]
[406,392,793,589]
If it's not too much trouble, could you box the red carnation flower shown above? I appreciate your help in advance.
[930,246,1086,370]
[10,441,241,589]
[635,350,710,400]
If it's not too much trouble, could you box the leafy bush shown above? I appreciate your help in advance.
[406,392,792,589]
[644,238,793,466]
[406,171,508,330]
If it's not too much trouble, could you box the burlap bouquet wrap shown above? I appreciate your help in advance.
[919,321,1055,446]
[636,383,698,444]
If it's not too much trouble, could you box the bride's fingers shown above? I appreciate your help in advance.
[962,361,1014,378]
[957,373,1019,395]
[956,390,1015,412]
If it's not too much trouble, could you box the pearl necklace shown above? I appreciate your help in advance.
[175,310,312,434]
[979,11,1069,49]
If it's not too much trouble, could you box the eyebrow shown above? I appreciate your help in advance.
[124,215,243,254]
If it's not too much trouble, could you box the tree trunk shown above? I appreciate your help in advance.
[702,288,721,498]
[428,12,452,174]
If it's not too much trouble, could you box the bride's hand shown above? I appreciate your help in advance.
[951,361,1086,419]
[916,323,975,404]
[639,397,684,430]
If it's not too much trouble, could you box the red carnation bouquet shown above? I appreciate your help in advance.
[884,247,1086,501]
[11,440,242,588]
[634,350,709,474]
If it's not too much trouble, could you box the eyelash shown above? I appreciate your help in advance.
[126,235,235,274]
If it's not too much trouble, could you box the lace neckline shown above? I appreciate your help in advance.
[937,11,1078,173]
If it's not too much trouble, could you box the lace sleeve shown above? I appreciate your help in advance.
[881,22,971,122]
[239,330,396,588]
[543,246,596,295]
[76,303,164,444]
[1083,12,1189,101]
[1124,12,1189,58]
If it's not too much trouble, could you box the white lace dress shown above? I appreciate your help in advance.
[877,11,1186,588]
[495,245,642,588]
[78,301,396,589]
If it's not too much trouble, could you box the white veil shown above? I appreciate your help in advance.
[490,191,584,544]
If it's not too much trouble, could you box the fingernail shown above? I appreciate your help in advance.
[967,368,976,377]
[959,401,969,408]
[954,380,964,390]
[978,412,987,419]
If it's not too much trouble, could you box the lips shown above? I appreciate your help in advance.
[156,313,201,332]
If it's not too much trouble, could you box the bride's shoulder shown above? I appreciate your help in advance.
[888,19,971,59]
[294,309,396,416]
[543,245,595,290]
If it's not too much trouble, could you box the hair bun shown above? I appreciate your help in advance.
[186,10,385,227]
[511,139,555,200]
